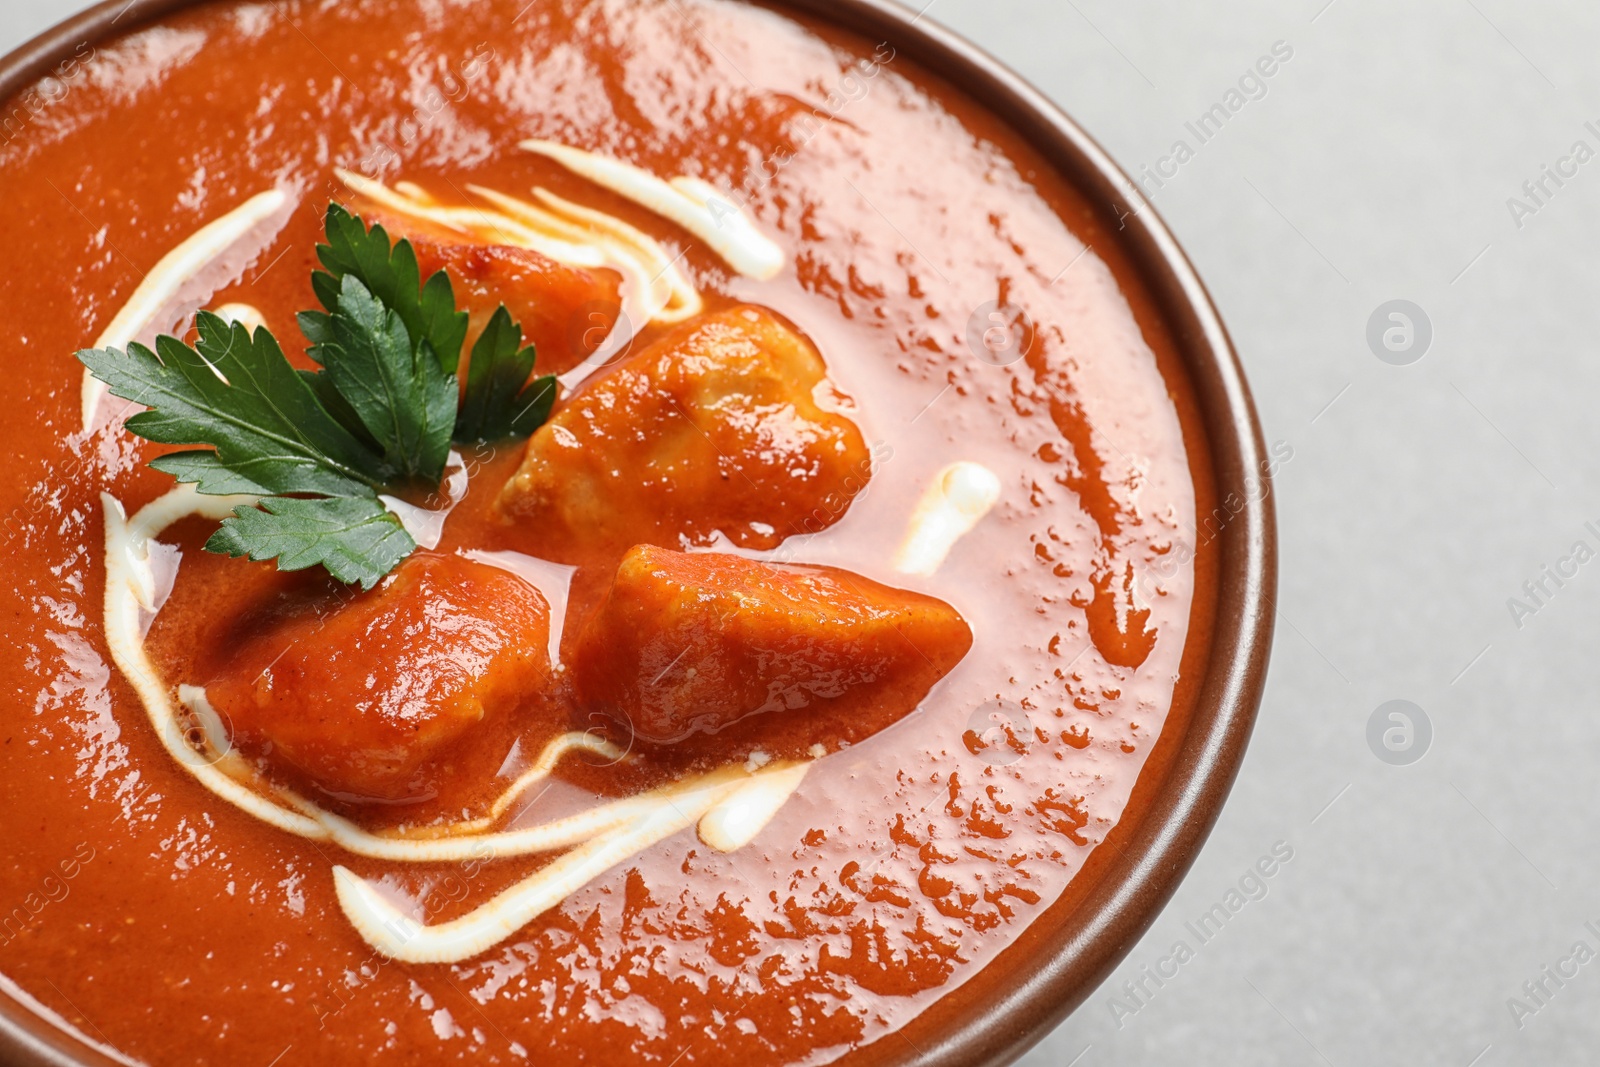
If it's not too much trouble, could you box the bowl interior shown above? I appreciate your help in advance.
[0,2,1275,1065]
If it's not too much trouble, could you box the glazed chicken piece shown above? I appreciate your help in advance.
[499,305,872,562]
[204,553,553,802]
[570,546,972,746]
[366,210,623,376]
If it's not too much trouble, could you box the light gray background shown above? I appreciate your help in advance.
[6,1,1599,1065]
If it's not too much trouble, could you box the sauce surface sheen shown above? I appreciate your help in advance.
[0,1,1217,1063]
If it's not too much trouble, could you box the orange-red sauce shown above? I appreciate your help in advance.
[0,1,1216,1063]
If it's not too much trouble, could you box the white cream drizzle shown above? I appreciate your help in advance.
[80,144,789,441]
[333,167,702,379]
[893,462,1003,576]
[332,761,806,964]
[101,485,814,963]
[380,451,469,550]
[80,189,291,434]
[81,143,809,963]
[336,168,608,270]
[211,302,268,334]
[698,761,811,853]
[521,139,787,281]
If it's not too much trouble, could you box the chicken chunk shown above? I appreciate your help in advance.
[368,210,623,376]
[205,553,553,802]
[570,546,972,747]
[498,305,872,562]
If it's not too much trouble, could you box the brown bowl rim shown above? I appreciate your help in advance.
[0,2,1277,1065]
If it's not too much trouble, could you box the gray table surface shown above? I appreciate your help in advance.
[5,1,1596,1065]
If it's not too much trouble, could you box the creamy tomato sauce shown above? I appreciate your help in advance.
[0,1,1217,1064]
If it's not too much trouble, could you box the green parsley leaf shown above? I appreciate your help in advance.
[78,203,564,590]
[303,203,469,373]
[150,452,274,496]
[296,367,381,454]
[454,305,559,443]
[206,494,416,589]
[78,313,387,498]
[78,311,412,590]
[308,274,457,485]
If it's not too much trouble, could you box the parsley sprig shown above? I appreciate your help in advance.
[79,203,560,589]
